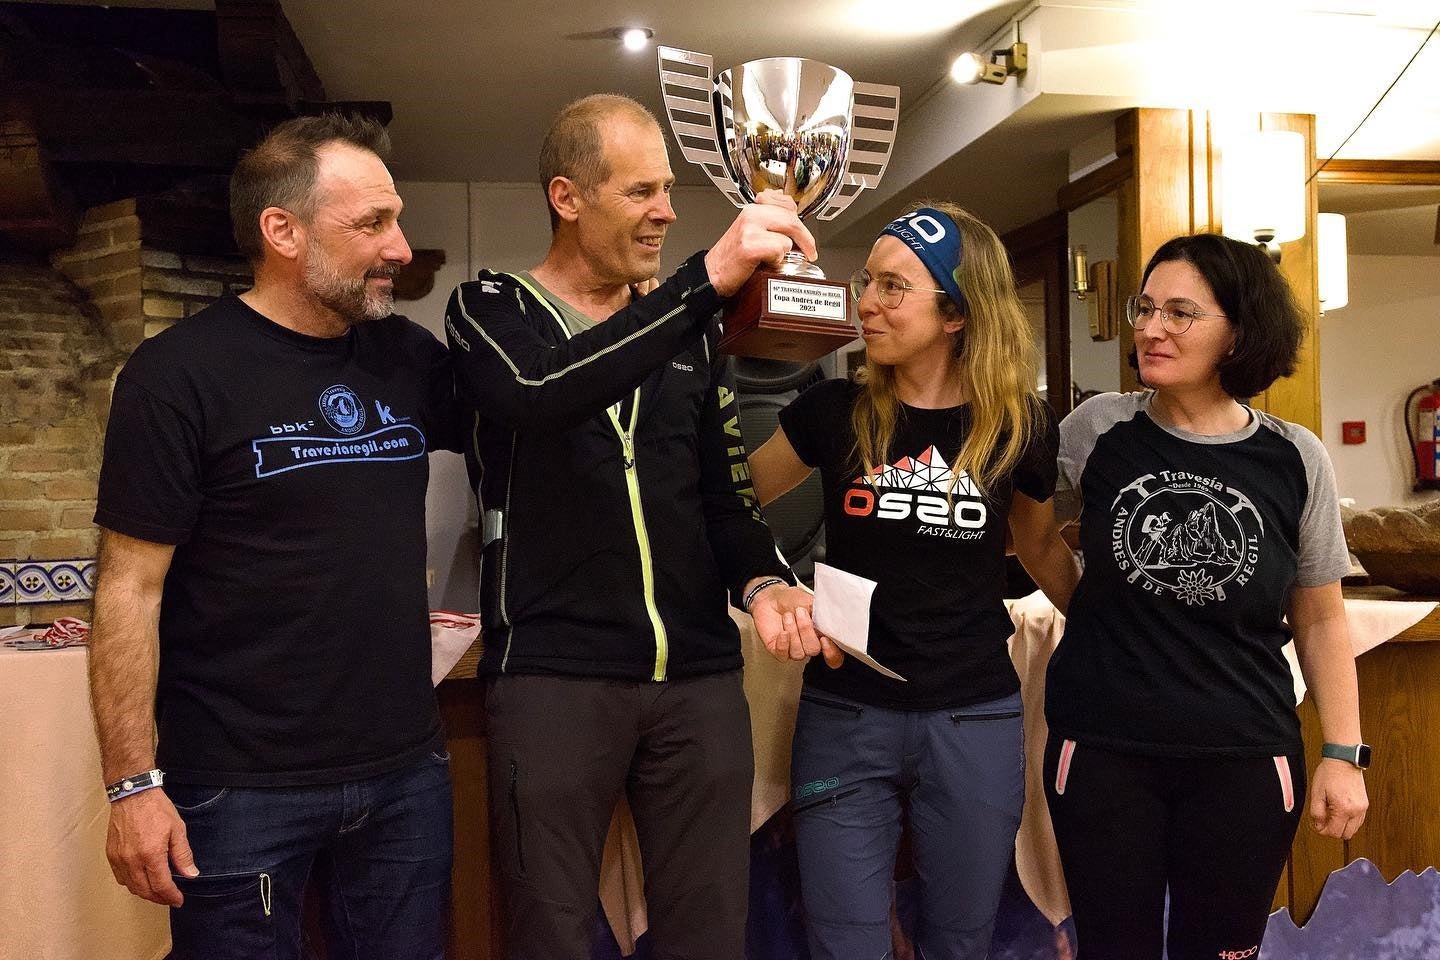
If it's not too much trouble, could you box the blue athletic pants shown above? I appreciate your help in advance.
[789,687,1025,960]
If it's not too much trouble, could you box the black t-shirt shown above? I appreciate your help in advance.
[95,296,459,785]
[779,378,1058,710]
[1045,392,1351,758]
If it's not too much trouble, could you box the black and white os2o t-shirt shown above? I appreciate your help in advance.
[780,378,1058,711]
[1045,392,1350,758]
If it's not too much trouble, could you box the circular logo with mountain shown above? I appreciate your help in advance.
[318,384,366,436]
[1111,472,1264,606]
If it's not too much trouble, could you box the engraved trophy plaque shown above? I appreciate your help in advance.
[659,47,900,361]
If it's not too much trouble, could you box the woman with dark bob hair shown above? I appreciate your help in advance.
[1043,232,1368,959]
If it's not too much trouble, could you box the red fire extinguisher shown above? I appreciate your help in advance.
[1408,378,1440,491]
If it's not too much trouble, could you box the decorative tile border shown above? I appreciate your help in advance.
[0,562,14,606]
[8,559,97,604]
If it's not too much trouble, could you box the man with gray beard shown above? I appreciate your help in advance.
[88,113,460,959]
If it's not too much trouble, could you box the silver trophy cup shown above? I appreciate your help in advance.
[658,46,900,360]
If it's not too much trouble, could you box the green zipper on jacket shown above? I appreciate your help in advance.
[609,401,668,680]
[507,274,669,680]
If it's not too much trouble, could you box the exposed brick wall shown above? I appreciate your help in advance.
[0,257,123,627]
[141,248,252,338]
[1,200,251,627]
[51,200,145,356]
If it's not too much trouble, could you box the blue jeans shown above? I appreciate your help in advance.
[166,752,454,960]
[790,688,1025,960]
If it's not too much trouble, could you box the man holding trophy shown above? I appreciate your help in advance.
[445,93,831,958]
[656,45,900,361]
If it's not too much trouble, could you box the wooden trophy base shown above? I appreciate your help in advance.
[718,271,858,362]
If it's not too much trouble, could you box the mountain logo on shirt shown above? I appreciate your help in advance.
[319,383,366,436]
[1110,470,1265,606]
[855,445,977,494]
[842,445,989,535]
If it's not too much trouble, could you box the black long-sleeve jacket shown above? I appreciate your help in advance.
[445,252,794,681]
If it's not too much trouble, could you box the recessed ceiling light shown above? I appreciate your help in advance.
[619,27,653,52]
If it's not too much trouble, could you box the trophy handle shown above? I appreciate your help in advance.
[815,82,901,222]
[657,46,746,209]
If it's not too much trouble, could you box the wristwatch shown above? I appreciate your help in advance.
[1321,742,1371,770]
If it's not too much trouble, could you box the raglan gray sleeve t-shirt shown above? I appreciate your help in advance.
[1046,391,1350,757]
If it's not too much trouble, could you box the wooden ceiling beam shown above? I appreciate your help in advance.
[1314,159,1440,185]
[215,0,325,108]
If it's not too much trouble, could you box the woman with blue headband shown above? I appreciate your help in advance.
[748,201,1079,959]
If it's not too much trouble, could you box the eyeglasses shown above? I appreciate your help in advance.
[849,269,947,310]
[1125,295,1227,335]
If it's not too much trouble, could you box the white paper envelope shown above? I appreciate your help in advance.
[811,563,906,681]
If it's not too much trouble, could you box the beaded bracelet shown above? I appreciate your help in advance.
[742,577,788,612]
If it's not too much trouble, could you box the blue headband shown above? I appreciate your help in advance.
[880,207,967,314]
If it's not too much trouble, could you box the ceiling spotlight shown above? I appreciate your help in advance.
[618,27,653,52]
[951,41,1027,85]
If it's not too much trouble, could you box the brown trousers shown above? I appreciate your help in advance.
[484,670,753,960]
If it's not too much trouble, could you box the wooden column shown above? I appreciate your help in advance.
[1113,108,1321,433]
[1115,109,1212,393]
[1250,112,1321,434]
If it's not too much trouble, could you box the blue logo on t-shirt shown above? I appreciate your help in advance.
[318,384,365,436]
[252,387,425,478]
[252,424,426,478]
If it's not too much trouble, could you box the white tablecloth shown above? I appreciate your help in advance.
[0,646,169,960]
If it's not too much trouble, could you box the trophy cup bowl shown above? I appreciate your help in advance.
[659,47,900,361]
[722,58,852,228]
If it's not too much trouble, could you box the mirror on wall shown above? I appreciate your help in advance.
[1066,195,1122,404]
[1017,279,1048,403]
[1317,179,1440,510]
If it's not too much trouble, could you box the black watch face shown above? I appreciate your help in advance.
[1357,744,1372,768]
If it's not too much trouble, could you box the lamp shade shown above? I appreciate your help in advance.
[1318,212,1348,312]
[1222,130,1306,245]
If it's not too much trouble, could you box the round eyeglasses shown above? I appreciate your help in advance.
[1125,295,1228,336]
[849,269,947,309]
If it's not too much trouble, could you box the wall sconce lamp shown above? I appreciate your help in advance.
[1318,212,1348,313]
[951,42,1028,85]
[1221,130,1306,261]
[1070,245,1090,302]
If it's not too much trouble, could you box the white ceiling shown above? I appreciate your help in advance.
[21,0,1440,243]
[275,0,1440,242]
[280,0,1031,183]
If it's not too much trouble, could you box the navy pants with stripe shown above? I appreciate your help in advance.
[1044,734,1304,960]
[790,687,1025,960]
